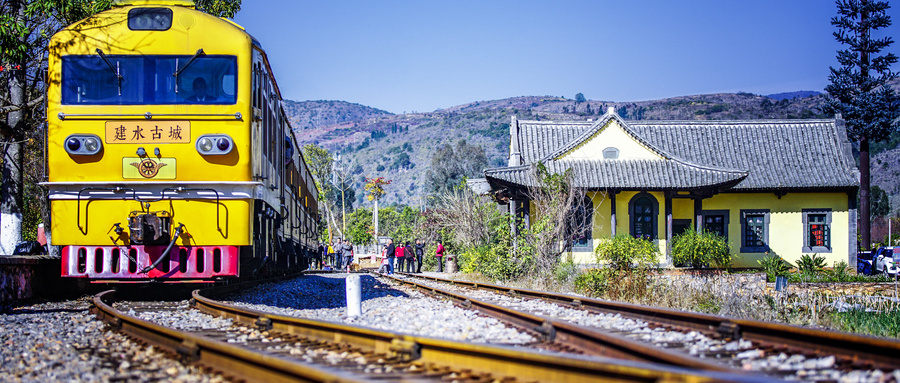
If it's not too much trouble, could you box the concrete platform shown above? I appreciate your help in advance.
[0,255,81,305]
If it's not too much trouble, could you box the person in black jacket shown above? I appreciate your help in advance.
[405,242,415,273]
[385,239,396,275]
[414,240,425,273]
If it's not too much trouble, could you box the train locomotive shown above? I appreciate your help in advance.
[43,0,319,282]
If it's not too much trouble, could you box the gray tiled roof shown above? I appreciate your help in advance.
[518,121,592,163]
[485,158,747,190]
[491,116,859,191]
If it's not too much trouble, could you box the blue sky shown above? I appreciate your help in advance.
[234,1,900,114]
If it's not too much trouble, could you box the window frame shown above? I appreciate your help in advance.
[740,209,770,253]
[629,192,659,240]
[60,54,238,105]
[569,195,594,249]
[802,208,832,253]
[701,209,730,240]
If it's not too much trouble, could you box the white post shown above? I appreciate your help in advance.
[346,274,362,317]
[373,198,379,244]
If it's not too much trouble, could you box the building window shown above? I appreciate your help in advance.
[568,196,593,248]
[602,147,619,159]
[702,209,730,239]
[629,193,658,240]
[740,209,769,253]
[802,209,832,253]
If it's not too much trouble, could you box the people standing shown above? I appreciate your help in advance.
[343,240,354,272]
[405,242,415,273]
[435,240,445,272]
[327,242,336,269]
[334,241,344,270]
[414,240,425,273]
[395,241,406,273]
[385,239,396,275]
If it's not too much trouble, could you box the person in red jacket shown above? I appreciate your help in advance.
[395,242,406,273]
[435,240,445,272]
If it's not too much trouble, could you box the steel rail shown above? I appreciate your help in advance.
[91,289,365,383]
[383,273,742,373]
[402,273,900,370]
[191,279,772,382]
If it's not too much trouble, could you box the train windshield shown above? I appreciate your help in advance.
[61,55,237,105]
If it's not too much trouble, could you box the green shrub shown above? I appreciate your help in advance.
[594,234,659,270]
[553,259,581,285]
[459,243,528,282]
[797,253,827,274]
[758,253,793,282]
[825,260,851,282]
[670,229,732,268]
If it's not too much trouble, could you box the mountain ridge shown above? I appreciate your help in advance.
[286,88,898,212]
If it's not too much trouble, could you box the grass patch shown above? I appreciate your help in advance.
[824,310,900,338]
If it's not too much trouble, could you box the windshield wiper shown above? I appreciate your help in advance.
[173,48,205,94]
[95,48,123,96]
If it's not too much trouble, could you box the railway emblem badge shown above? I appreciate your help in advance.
[130,158,168,178]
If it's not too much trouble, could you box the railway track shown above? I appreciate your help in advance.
[388,272,900,379]
[90,276,771,382]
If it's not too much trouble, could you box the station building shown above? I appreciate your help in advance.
[476,108,860,268]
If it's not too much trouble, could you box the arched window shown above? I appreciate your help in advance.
[629,193,658,240]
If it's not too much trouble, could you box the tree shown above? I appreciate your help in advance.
[194,0,241,18]
[871,184,890,219]
[364,177,391,243]
[427,139,488,196]
[575,93,586,103]
[823,0,900,250]
[0,0,242,252]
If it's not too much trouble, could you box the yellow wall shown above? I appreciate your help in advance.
[702,192,850,267]
[561,190,851,268]
[559,119,662,161]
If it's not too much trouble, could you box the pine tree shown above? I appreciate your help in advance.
[823,0,900,251]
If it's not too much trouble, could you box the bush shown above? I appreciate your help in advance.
[796,253,827,274]
[459,243,528,282]
[594,234,659,270]
[670,229,732,268]
[826,260,851,281]
[758,253,793,282]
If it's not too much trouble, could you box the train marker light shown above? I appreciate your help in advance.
[128,8,172,31]
[196,134,233,155]
[64,134,102,155]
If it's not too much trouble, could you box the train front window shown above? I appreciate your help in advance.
[62,55,237,105]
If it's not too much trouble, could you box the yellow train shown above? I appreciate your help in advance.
[43,0,319,282]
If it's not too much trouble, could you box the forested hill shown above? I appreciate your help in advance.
[285,88,900,209]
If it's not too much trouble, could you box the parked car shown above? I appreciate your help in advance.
[857,251,874,275]
[874,246,900,276]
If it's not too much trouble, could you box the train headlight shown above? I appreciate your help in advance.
[196,134,233,155]
[198,137,213,152]
[64,134,102,155]
[83,137,99,153]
